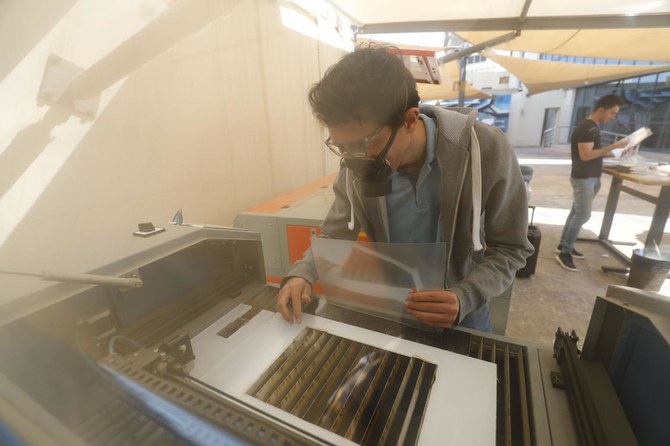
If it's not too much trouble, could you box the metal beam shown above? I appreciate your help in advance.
[458,57,467,106]
[518,0,533,24]
[359,14,670,34]
[437,31,519,63]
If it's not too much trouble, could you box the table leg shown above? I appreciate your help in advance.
[644,185,670,251]
[600,176,623,241]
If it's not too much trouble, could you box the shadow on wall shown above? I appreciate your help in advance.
[1,0,239,200]
[0,0,249,251]
[0,107,71,199]
[0,0,77,83]
[0,0,337,273]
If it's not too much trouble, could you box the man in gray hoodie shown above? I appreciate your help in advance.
[276,45,533,332]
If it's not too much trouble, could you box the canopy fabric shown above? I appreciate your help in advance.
[417,61,489,100]
[483,50,670,95]
[329,0,670,96]
[459,29,670,63]
[328,1,670,27]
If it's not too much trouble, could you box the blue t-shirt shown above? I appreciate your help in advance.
[386,115,442,243]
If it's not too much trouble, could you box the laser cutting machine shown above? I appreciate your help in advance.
[0,225,668,445]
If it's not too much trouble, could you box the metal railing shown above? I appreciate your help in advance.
[541,125,571,147]
[600,130,629,146]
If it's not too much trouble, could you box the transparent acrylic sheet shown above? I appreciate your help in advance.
[311,237,446,331]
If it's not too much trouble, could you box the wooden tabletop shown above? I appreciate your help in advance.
[603,167,670,186]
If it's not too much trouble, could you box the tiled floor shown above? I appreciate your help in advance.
[505,146,670,349]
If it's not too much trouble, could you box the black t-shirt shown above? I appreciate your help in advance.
[570,119,602,178]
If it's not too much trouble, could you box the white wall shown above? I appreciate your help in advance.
[507,89,574,147]
[468,68,513,92]
[557,89,576,129]
[0,0,343,276]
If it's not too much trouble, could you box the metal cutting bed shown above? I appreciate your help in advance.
[247,328,436,445]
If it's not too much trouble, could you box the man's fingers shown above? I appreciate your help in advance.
[291,292,303,323]
[405,308,456,328]
[405,289,459,329]
[276,278,313,324]
[406,307,458,321]
[405,300,453,313]
[276,291,295,323]
[407,294,448,303]
[407,290,456,303]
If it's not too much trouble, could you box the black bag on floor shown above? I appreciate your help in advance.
[516,205,541,278]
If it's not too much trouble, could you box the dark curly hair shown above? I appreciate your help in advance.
[308,43,420,129]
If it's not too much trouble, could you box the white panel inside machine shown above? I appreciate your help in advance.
[191,311,496,445]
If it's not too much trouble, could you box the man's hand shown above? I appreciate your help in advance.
[276,277,312,324]
[621,145,636,157]
[405,289,460,328]
[613,137,629,149]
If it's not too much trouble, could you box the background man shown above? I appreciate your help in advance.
[276,45,533,332]
[556,94,629,272]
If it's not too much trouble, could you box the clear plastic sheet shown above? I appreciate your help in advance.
[311,237,446,330]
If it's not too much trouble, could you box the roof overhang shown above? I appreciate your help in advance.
[359,13,670,34]
[325,0,670,96]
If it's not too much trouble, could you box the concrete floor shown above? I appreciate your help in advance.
[505,146,670,349]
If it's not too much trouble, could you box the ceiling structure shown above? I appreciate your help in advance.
[327,0,670,95]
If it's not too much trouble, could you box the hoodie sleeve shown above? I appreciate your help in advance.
[281,167,360,287]
[449,124,535,322]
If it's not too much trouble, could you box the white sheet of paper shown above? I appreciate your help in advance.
[625,127,652,147]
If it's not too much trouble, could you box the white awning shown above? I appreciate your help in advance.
[460,28,670,63]
[483,50,670,95]
[327,0,670,94]
[328,0,670,29]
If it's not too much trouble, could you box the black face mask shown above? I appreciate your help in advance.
[343,126,399,197]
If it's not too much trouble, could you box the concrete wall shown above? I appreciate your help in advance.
[507,89,575,147]
[0,0,344,277]
[466,64,522,93]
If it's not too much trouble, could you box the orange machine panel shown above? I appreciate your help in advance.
[246,173,337,214]
[287,225,323,264]
[287,225,370,266]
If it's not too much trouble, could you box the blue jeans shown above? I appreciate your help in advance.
[559,176,601,253]
[460,304,492,332]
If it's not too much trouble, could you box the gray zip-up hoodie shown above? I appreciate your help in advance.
[284,105,534,325]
